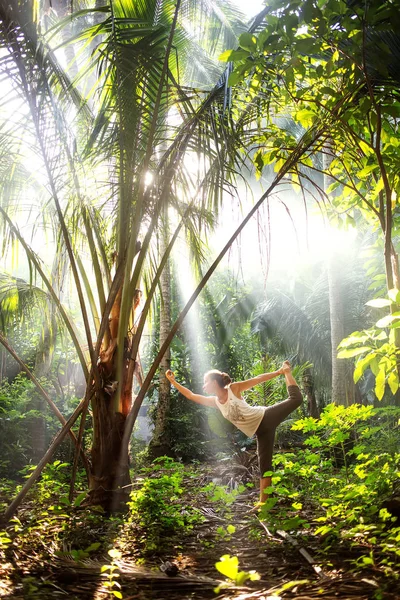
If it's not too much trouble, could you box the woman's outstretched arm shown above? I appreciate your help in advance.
[166,370,216,408]
[231,364,286,396]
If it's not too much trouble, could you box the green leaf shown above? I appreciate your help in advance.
[294,108,315,128]
[302,1,319,24]
[339,333,369,347]
[365,298,391,308]
[353,353,377,383]
[219,49,250,62]
[337,346,371,359]
[112,592,123,599]
[228,70,244,87]
[227,525,236,534]
[359,140,372,155]
[375,368,386,401]
[218,50,232,62]
[357,165,377,179]
[215,555,239,580]
[387,371,399,395]
[238,33,257,52]
[73,491,87,507]
[370,358,380,377]
[376,314,400,328]
[320,86,337,96]
[374,177,384,195]
[388,288,400,304]
[295,37,315,54]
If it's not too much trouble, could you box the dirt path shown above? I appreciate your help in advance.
[1,464,397,599]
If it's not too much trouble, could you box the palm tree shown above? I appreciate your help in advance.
[0,0,251,509]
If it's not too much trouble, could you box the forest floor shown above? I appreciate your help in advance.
[0,461,399,600]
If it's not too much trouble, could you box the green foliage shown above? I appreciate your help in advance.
[215,524,236,541]
[101,549,123,599]
[214,554,260,592]
[200,482,245,509]
[20,460,70,503]
[264,404,400,575]
[0,375,39,475]
[339,289,400,401]
[127,457,203,553]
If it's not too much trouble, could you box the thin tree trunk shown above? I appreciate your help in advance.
[327,256,351,405]
[0,348,4,381]
[302,367,319,418]
[149,210,172,459]
[324,145,354,405]
[29,304,57,462]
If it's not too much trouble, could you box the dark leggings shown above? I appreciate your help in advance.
[255,385,303,478]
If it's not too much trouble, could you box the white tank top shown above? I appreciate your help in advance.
[214,386,265,437]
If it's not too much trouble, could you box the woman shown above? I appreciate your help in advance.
[165,361,302,505]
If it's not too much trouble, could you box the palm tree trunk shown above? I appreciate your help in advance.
[89,393,131,510]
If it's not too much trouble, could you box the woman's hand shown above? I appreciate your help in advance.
[166,369,176,384]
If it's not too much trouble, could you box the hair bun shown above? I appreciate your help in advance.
[222,373,232,385]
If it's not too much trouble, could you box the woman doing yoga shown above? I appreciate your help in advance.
[166,361,303,504]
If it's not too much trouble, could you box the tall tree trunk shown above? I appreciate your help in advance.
[324,145,354,405]
[149,211,172,459]
[327,255,352,405]
[89,256,142,509]
[90,296,132,509]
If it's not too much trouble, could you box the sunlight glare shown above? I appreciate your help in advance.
[173,230,210,380]
[144,171,153,186]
